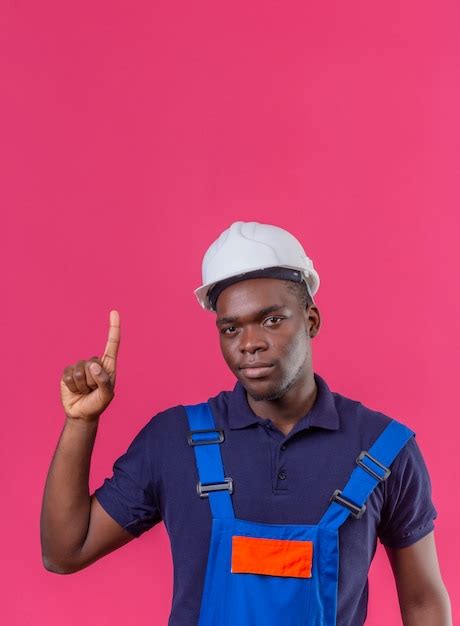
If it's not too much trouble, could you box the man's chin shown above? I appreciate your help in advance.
[242,380,286,402]
[238,366,304,402]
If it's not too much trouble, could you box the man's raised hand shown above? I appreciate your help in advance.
[60,310,121,421]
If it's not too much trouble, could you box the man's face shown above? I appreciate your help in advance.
[215,278,320,401]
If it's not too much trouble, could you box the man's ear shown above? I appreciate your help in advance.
[307,305,321,338]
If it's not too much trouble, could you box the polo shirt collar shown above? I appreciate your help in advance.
[228,372,340,432]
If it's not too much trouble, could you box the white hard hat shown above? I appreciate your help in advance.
[194,221,320,311]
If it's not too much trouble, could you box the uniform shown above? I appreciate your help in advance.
[94,372,437,625]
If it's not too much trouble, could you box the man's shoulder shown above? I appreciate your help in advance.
[327,388,421,493]
[332,386,392,424]
[331,386,414,447]
[141,387,233,438]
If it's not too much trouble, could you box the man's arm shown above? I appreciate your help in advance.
[385,530,452,626]
[40,416,136,574]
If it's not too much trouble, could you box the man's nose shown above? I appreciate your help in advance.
[239,326,268,353]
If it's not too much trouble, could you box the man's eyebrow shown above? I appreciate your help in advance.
[216,305,287,326]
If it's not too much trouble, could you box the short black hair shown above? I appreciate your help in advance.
[285,280,314,310]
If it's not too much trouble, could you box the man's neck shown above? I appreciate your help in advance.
[246,373,317,436]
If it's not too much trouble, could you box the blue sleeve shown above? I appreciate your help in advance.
[93,418,162,538]
[377,435,438,548]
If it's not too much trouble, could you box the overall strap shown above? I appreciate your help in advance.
[184,403,235,519]
[319,419,415,530]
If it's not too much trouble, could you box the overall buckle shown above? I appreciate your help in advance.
[330,489,367,519]
[197,477,233,498]
[188,429,225,446]
[356,450,391,482]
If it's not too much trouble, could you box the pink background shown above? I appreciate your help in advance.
[3,1,458,624]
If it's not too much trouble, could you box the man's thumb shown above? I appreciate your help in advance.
[90,363,102,376]
[90,362,113,397]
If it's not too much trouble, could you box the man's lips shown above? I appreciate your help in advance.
[239,363,275,379]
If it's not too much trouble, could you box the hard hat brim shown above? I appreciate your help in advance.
[194,265,320,311]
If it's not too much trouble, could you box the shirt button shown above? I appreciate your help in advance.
[278,471,287,480]
[281,444,287,450]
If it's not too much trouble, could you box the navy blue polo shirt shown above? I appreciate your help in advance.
[94,372,437,626]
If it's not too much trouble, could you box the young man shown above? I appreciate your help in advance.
[41,221,451,625]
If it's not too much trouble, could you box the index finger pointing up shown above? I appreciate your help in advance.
[102,309,121,373]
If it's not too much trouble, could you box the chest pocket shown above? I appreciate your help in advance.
[231,535,313,578]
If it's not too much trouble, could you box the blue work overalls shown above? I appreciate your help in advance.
[185,402,414,626]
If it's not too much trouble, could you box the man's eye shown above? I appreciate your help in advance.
[222,326,237,335]
[265,316,283,325]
